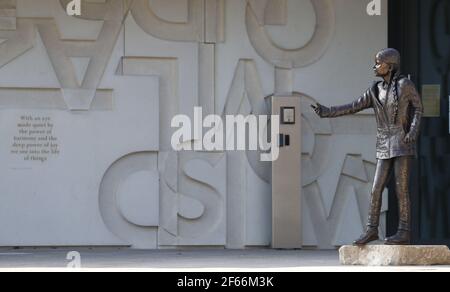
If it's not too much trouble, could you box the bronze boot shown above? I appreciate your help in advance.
[385,230,410,245]
[353,227,379,246]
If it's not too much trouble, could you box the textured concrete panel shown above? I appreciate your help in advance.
[0,0,16,9]
[158,151,179,245]
[0,19,34,68]
[248,0,287,26]
[0,0,16,31]
[222,60,270,184]
[99,152,159,249]
[199,44,215,115]
[342,155,369,182]
[0,88,113,110]
[178,152,227,245]
[70,57,91,86]
[205,0,225,43]
[131,0,203,42]
[0,18,159,247]
[275,68,293,95]
[178,194,205,220]
[117,170,159,227]
[0,0,388,250]
[332,186,365,246]
[149,0,189,23]
[118,56,178,151]
[159,152,227,246]
[226,151,247,249]
[245,160,271,246]
[0,8,16,30]
[264,0,287,25]
[246,0,335,68]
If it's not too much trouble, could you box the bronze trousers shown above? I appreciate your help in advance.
[368,156,412,231]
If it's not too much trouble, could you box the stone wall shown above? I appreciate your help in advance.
[0,0,387,249]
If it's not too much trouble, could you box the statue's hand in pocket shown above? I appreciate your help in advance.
[403,132,415,144]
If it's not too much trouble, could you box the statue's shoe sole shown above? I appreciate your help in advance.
[352,236,380,246]
[384,241,410,246]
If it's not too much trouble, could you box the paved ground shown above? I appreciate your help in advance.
[0,248,449,271]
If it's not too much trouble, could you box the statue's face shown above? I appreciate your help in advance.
[373,56,390,77]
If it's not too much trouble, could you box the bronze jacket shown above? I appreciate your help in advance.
[327,77,423,160]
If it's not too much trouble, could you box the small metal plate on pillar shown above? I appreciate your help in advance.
[422,84,441,117]
[271,95,302,249]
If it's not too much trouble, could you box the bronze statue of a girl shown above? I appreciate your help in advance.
[312,48,423,245]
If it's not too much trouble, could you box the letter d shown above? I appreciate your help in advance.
[367,0,381,16]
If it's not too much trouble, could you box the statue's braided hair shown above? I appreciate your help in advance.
[376,48,402,123]
[391,72,403,123]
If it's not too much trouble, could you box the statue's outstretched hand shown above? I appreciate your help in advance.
[311,103,331,118]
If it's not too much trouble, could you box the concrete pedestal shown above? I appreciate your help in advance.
[339,245,450,266]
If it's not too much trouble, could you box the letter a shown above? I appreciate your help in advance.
[67,0,81,16]
[367,0,381,16]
